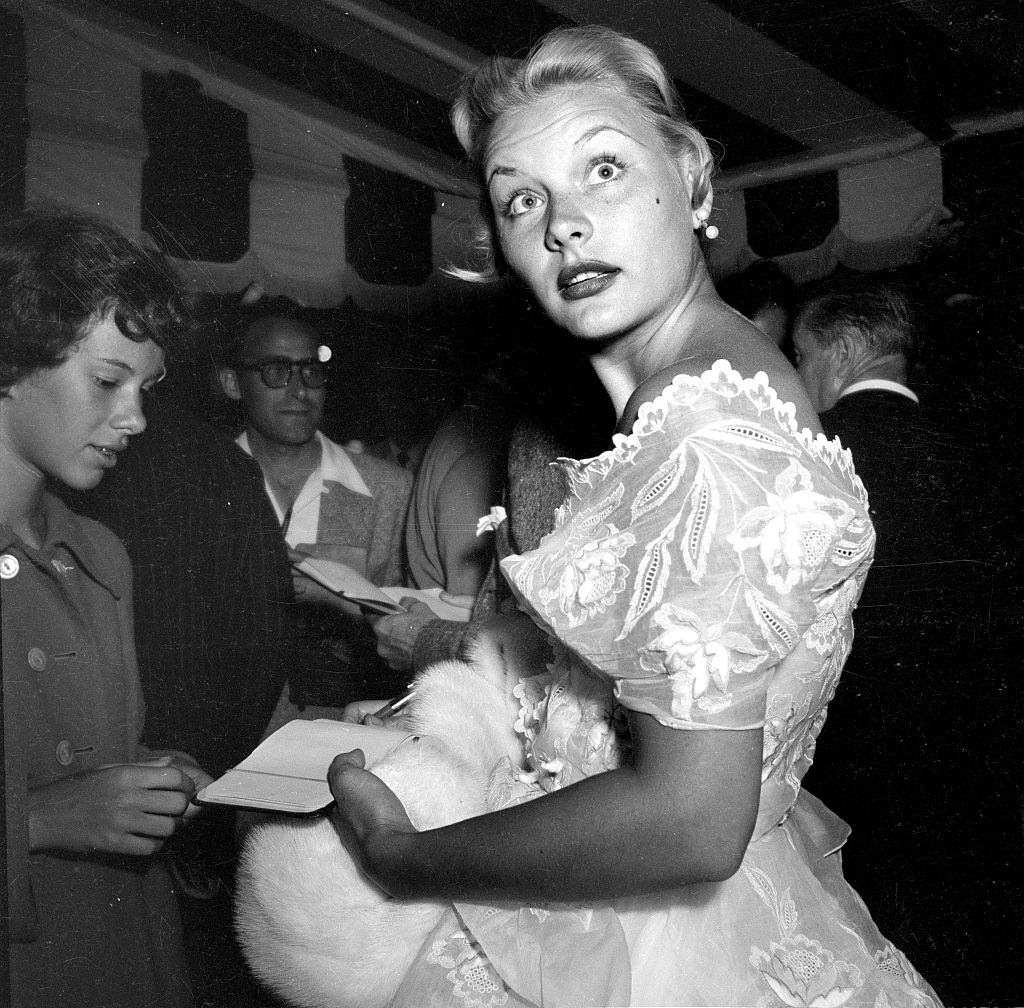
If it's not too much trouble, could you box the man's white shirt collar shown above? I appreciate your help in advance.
[236,430,371,547]
[839,378,919,404]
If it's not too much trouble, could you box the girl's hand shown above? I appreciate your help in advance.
[328,749,417,896]
[148,751,215,821]
[28,762,197,857]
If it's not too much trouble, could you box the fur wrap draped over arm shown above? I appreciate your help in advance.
[234,623,603,1008]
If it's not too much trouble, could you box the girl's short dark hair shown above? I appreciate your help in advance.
[0,209,189,390]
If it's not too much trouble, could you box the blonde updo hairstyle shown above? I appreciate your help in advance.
[449,25,715,281]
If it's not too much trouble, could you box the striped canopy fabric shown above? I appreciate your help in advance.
[7,0,1020,305]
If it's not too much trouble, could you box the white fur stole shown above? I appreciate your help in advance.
[234,637,527,1008]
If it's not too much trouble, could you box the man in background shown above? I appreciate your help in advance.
[218,313,412,715]
[793,281,1024,1004]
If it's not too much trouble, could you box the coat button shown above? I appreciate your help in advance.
[55,740,75,766]
[27,647,48,672]
[0,554,19,579]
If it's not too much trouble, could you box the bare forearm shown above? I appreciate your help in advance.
[372,725,762,903]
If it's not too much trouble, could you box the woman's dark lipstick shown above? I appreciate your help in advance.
[557,261,619,301]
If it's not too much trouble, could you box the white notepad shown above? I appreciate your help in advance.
[294,556,472,621]
[195,719,417,815]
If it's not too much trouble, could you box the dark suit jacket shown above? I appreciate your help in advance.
[803,389,1023,1002]
[58,400,327,778]
[822,391,944,565]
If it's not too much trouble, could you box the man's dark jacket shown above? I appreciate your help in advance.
[803,388,1023,1003]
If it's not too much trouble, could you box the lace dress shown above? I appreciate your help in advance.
[390,361,942,1008]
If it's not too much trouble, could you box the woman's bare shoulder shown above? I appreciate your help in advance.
[618,355,713,428]
[620,316,821,436]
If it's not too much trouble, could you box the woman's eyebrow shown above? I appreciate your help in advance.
[486,125,638,186]
[574,124,634,148]
[486,165,518,187]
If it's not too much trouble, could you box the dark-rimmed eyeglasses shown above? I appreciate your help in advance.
[239,358,328,389]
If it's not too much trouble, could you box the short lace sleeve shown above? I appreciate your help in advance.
[500,361,874,731]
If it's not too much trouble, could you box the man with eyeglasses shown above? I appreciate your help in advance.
[219,313,412,712]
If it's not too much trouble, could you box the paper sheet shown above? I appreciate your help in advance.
[195,718,416,814]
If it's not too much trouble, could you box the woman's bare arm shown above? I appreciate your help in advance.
[329,712,762,904]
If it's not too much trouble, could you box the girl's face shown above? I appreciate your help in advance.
[2,311,165,490]
[483,84,701,345]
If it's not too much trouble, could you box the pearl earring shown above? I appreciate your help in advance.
[693,209,719,240]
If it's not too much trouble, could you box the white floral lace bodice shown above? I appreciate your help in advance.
[384,362,939,1007]
[500,360,875,836]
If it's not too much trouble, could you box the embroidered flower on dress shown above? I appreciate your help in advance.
[525,664,621,790]
[729,460,858,594]
[426,929,510,1008]
[609,431,642,466]
[512,675,550,740]
[762,692,821,788]
[703,359,744,398]
[805,611,839,655]
[803,578,860,655]
[539,529,635,627]
[750,934,861,1007]
[772,394,799,434]
[487,754,542,809]
[742,371,779,416]
[810,577,859,642]
[632,396,670,437]
[874,946,940,1005]
[639,605,765,720]
[662,371,706,410]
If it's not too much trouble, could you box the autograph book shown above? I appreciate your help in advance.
[293,556,472,621]
[195,719,416,815]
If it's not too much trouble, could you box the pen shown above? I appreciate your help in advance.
[372,688,417,720]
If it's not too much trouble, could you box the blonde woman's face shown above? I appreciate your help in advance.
[484,84,700,344]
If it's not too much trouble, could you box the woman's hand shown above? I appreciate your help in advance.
[328,749,418,897]
[340,699,391,724]
[339,698,410,727]
[28,759,197,857]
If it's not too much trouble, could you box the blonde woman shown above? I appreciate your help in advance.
[278,27,940,1007]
